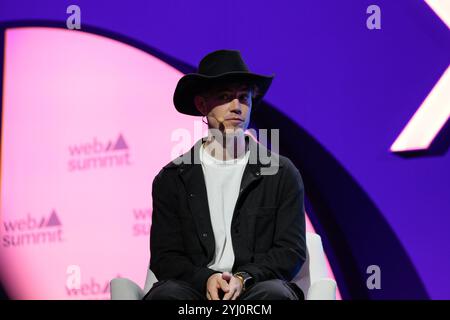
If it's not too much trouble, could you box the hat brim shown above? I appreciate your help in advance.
[173,71,274,116]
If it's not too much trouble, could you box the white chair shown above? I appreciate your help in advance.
[110,232,337,300]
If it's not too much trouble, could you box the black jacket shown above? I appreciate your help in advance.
[149,134,306,294]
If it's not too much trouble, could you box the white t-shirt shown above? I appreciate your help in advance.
[199,142,250,273]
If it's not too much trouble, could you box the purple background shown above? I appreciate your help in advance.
[0,0,449,299]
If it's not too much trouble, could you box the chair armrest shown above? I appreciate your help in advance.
[110,277,144,300]
[306,278,337,300]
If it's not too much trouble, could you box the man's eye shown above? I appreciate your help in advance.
[220,94,229,100]
[239,95,249,102]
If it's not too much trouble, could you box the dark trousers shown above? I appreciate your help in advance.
[143,279,304,300]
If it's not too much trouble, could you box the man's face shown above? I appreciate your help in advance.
[194,82,253,134]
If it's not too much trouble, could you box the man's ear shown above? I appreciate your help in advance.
[194,95,207,116]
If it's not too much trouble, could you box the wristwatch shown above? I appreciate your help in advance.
[233,272,254,291]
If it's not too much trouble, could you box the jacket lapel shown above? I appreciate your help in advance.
[177,137,215,257]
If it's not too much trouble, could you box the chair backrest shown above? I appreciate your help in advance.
[143,232,329,296]
[143,262,158,294]
[292,232,330,297]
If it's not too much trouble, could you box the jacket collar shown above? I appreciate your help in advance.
[163,133,283,172]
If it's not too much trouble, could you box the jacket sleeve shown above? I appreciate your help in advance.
[236,160,307,283]
[149,169,218,295]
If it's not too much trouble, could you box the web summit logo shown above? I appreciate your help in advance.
[68,133,131,171]
[66,277,114,299]
[2,210,64,247]
[132,207,151,237]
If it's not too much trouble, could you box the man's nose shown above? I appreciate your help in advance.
[230,98,242,114]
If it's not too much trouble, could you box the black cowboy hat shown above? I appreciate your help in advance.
[173,49,274,116]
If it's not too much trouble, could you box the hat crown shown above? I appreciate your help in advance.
[198,50,250,76]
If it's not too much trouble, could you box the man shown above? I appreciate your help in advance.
[144,50,306,300]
